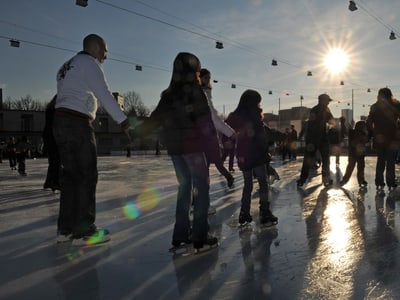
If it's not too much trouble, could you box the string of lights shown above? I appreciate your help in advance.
[349,0,399,40]
[2,1,397,110]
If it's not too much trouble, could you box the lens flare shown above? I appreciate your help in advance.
[136,188,160,212]
[123,201,141,220]
[123,189,160,220]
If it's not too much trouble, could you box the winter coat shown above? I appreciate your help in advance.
[366,98,400,150]
[148,83,220,158]
[226,111,268,171]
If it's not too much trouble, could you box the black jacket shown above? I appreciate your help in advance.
[147,83,219,158]
[226,111,268,171]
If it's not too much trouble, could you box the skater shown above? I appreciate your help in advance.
[143,52,219,251]
[15,136,30,176]
[226,89,278,226]
[288,124,298,160]
[7,137,17,170]
[42,95,61,191]
[297,94,335,187]
[327,116,346,167]
[200,68,235,189]
[53,34,131,245]
[340,121,368,187]
[366,87,400,190]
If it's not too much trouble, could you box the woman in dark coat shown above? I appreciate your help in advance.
[144,52,220,250]
[226,89,278,226]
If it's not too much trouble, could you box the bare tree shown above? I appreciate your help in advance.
[8,94,46,111]
[2,96,13,110]
[123,90,150,117]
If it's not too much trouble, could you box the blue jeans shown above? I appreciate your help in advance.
[171,153,210,241]
[375,147,397,187]
[53,114,98,236]
[241,164,269,213]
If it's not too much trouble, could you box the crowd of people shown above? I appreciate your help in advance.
[3,33,400,252]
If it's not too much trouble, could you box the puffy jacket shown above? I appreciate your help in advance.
[149,83,220,157]
[226,111,268,171]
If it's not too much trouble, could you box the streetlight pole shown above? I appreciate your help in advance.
[278,97,281,130]
[351,89,354,125]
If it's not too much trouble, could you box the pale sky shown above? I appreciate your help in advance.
[1,0,400,121]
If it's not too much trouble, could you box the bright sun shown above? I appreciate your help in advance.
[324,48,349,74]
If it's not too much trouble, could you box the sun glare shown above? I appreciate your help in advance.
[324,48,349,74]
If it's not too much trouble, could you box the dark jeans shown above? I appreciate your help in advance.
[375,147,397,187]
[171,153,210,241]
[8,152,16,169]
[53,114,98,236]
[241,164,269,213]
[16,152,26,173]
[341,154,365,184]
[44,142,61,188]
[299,142,330,183]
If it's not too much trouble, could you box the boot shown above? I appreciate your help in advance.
[259,195,278,226]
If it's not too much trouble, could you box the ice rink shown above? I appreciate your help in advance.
[1,154,400,300]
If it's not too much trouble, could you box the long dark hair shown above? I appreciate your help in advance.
[378,87,397,104]
[233,89,263,120]
[162,52,201,96]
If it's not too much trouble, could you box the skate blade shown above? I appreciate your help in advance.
[169,245,192,256]
[238,221,252,228]
[194,243,219,254]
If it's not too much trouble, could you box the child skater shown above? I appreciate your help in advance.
[226,89,278,226]
[339,120,369,188]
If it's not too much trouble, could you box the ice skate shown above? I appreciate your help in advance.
[238,210,253,227]
[169,239,192,255]
[193,235,218,254]
[359,181,368,189]
[260,209,278,227]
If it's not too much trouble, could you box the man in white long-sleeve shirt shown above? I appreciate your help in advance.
[53,34,130,246]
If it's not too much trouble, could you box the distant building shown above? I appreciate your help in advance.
[0,90,135,155]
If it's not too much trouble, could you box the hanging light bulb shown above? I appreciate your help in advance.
[76,0,88,7]
[10,39,20,47]
[216,41,224,49]
[348,1,357,11]
[389,31,396,40]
